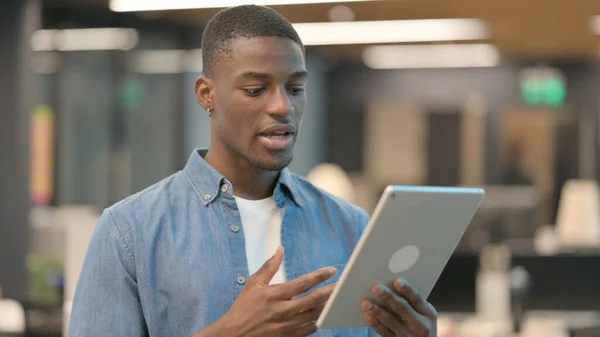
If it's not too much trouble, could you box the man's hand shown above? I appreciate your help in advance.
[361,280,437,337]
[197,247,336,337]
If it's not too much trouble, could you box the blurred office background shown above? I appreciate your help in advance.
[2,0,600,336]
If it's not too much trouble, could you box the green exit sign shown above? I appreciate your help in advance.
[520,67,566,107]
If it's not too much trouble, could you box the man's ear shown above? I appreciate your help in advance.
[195,75,214,110]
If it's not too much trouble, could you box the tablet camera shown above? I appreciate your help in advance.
[388,245,420,274]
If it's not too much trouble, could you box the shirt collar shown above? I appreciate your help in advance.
[183,149,303,207]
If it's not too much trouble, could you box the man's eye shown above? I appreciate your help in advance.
[287,87,305,95]
[243,88,265,96]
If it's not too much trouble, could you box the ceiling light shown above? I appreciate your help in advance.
[129,49,203,74]
[184,49,204,73]
[30,30,55,51]
[589,16,600,34]
[130,50,186,74]
[110,0,378,12]
[293,19,488,45]
[328,5,355,22]
[30,28,138,51]
[362,44,500,69]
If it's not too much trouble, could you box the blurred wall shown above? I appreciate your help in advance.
[0,0,40,299]
[326,61,600,189]
[326,62,520,183]
[50,31,188,209]
[184,71,210,157]
[287,55,328,177]
[55,52,113,209]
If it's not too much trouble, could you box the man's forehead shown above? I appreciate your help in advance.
[238,70,309,80]
[229,36,304,60]
[215,37,306,78]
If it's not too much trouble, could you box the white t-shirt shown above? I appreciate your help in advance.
[235,196,286,285]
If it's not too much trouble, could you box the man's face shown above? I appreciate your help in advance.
[202,37,307,171]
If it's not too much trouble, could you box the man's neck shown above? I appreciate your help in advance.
[203,148,280,200]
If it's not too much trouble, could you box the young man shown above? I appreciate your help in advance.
[69,5,437,337]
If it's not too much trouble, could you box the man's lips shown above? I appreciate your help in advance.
[259,131,294,139]
[258,124,296,151]
[259,124,296,137]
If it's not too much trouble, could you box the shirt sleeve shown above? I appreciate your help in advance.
[68,209,148,337]
[368,329,382,337]
[354,206,371,236]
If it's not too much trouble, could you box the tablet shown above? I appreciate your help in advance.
[316,185,485,330]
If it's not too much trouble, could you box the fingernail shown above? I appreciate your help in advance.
[362,300,374,311]
[329,267,337,276]
[373,284,384,295]
[395,279,405,289]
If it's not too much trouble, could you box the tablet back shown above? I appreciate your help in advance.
[317,185,485,329]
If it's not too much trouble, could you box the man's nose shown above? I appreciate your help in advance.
[266,86,294,119]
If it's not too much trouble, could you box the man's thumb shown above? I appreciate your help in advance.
[249,246,284,286]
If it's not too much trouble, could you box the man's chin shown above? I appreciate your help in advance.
[249,153,293,171]
[257,158,293,171]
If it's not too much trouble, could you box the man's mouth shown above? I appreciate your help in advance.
[260,132,293,139]
[258,131,295,151]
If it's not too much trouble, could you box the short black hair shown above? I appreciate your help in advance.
[201,5,305,77]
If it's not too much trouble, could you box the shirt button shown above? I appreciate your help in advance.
[203,194,211,201]
[230,225,240,233]
[221,184,228,193]
[237,276,246,285]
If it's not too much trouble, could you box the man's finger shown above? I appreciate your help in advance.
[248,246,284,286]
[279,307,323,337]
[361,300,396,337]
[291,320,319,337]
[273,266,336,299]
[392,279,436,317]
[293,305,324,324]
[373,284,428,337]
[284,283,335,313]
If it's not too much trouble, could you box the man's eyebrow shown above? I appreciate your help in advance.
[290,70,309,79]
[239,70,309,80]
[241,71,272,79]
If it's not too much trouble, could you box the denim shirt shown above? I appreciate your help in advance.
[69,149,376,337]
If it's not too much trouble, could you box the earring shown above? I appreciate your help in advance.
[206,108,213,117]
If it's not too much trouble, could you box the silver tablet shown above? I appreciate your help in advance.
[316,185,485,330]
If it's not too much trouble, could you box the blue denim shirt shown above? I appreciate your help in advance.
[69,149,375,337]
